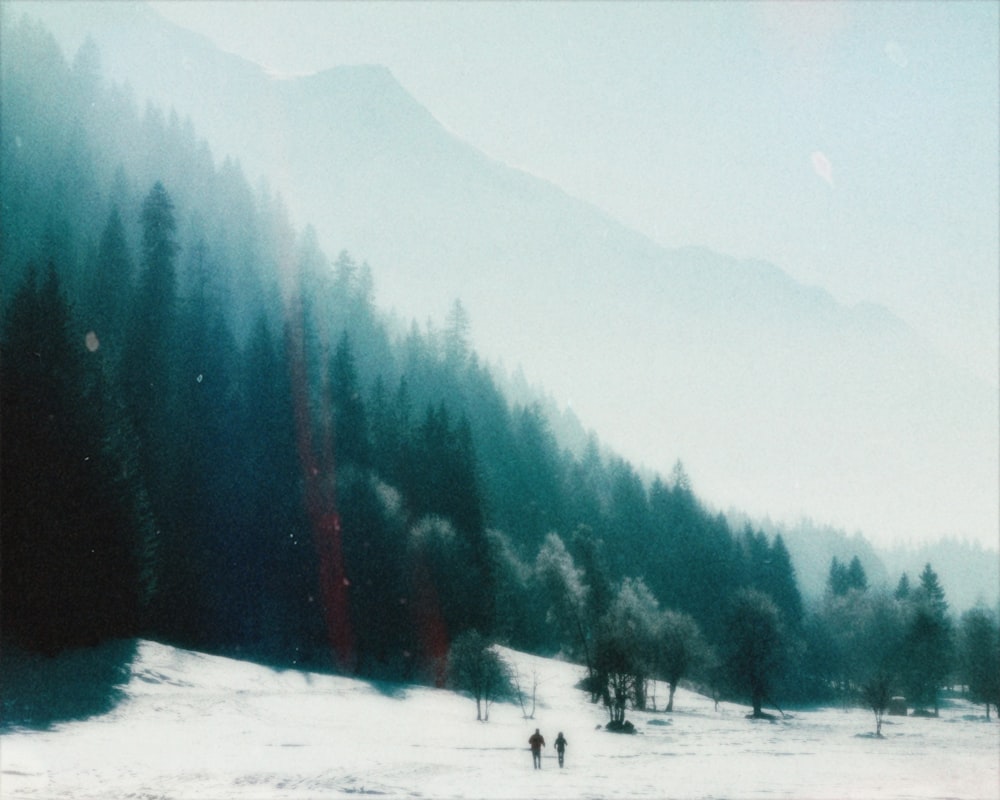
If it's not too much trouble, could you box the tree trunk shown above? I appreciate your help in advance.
[634,676,647,710]
[666,681,677,713]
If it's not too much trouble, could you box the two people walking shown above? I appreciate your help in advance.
[528,728,568,769]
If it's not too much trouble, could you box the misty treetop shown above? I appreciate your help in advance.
[2,15,992,724]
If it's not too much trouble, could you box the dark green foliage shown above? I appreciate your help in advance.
[958,606,1000,718]
[1,266,144,654]
[847,556,869,593]
[0,639,138,729]
[486,530,540,650]
[899,606,951,714]
[897,565,952,715]
[337,469,414,677]
[84,205,133,350]
[119,181,178,519]
[811,584,908,714]
[828,555,869,597]
[724,589,787,717]
[330,332,370,469]
[657,610,710,712]
[238,315,319,662]
[0,18,972,712]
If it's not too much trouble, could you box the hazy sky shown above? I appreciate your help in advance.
[147,0,999,390]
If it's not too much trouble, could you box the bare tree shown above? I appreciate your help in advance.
[511,664,540,719]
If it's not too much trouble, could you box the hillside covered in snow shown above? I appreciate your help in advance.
[2,640,997,799]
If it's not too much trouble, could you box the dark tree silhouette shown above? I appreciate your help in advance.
[85,204,133,349]
[959,607,1000,719]
[899,564,952,715]
[119,180,178,515]
[657,610,709,712]
[1,265,143,654]
[447,630,512,721]
[725,589,787,718]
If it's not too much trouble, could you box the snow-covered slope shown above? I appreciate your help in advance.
[2,640,997,799]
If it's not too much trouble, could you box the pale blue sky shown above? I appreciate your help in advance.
[149,0,999,388]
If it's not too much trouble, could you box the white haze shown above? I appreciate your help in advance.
[2,641,997,799]
[7,1,998,553]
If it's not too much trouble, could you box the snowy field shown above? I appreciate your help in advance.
[2,640,997,800]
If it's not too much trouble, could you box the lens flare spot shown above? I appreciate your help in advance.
[811,151,833,187]
[84,331,100,352]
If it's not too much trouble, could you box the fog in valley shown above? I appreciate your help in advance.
[13,0,996,555]
[1,4,998,798]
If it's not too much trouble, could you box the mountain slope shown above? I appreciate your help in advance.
[14,0,998,548]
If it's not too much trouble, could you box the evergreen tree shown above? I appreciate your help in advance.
[764,535,804,628]
[330,331,370,469]
[241,315,320,662]
[85,204,133,350]
[846,556,869,593]
[166,268,244,647]
[444,298,472,368]
[606,460,651,579]
[827,557,851,597]
[958,606,1000,719]
[369,374,411,487]
[119,180,178,518]
[916,563,948,616]
[899,564,953,715]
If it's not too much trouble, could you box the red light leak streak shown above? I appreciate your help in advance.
[284,292,354,672]
[411,557,450,687]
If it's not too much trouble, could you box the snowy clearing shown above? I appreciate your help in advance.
[1,640,997,799]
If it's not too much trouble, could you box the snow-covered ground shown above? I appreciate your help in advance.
[2,640,997,799]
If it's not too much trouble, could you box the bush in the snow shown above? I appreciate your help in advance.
[447,630,514,721]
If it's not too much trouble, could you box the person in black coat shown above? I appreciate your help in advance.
[554,731,568,767]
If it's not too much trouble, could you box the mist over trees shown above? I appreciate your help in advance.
[1,17,991,725]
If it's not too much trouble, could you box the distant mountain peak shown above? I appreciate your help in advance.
[277,63,442,135]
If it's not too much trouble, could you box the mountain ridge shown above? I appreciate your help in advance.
[12,0,997,550]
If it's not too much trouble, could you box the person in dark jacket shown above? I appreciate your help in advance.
[528,728,545,769]
[554,731,568,767]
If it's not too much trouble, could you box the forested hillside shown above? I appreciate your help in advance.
[2,17,996,722]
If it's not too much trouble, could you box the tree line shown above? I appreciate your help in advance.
[2,16,996,725]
